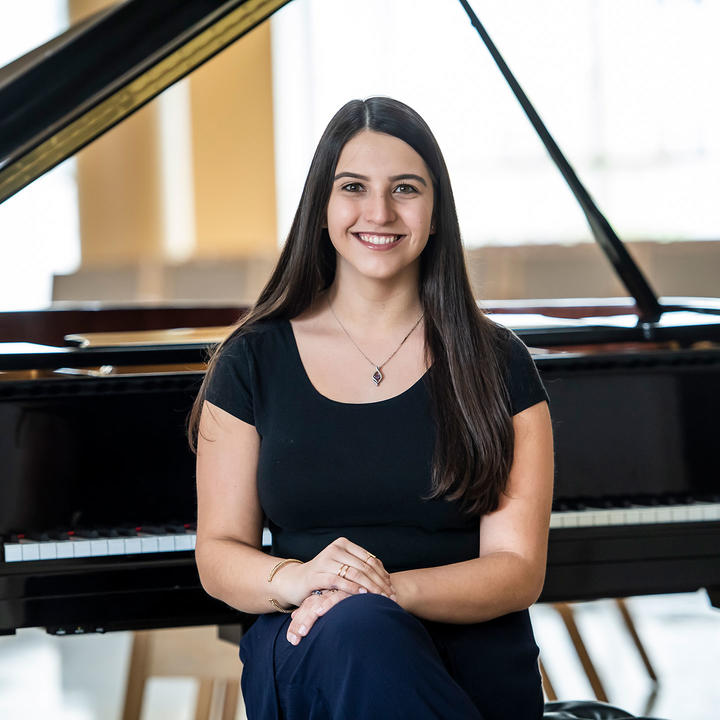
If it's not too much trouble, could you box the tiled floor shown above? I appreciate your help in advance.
[0,591,718,719]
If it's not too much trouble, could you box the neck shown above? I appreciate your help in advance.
[325,274,423,339]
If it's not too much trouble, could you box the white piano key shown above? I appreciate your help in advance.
[624,509,641,525]
[22,544,41,561]
[561,512,579,528]
[686,505,707,522]
[262,528,272,546]
[90,540,108,557]
[703,504,720,521]
[589,510,608,527]
[639,507,658,523]
[584,510,606,526]
[140,537,159,554]
[107,538,125,555]
[39,542,58,560]
[173,534,193,551]
[157,536,175,552]
[124,538,142,554]
[189,534,197,550]
[4,544,22,562]
[655,507,674,523]
[56,541,73,559]
[72,541,92,558]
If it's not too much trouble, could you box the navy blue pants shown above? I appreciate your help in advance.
[239,593,543,719]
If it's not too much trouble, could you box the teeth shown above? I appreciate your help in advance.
[357,233,401,245]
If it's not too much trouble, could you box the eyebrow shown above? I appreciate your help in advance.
[333,172,428,187]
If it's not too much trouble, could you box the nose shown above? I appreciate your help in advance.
[363,191,396,226]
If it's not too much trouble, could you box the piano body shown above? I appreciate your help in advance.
[1,0,719,636]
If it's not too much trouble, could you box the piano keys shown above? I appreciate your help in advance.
[5,482,720,568]
[3,527,277,562]
[5,497,720,563]
[550,497,720,530]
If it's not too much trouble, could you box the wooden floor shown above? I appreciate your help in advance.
[0,591,718,719]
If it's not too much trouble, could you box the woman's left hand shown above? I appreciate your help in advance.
[286,588,352,645]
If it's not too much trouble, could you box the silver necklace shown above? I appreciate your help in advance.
[327,295,424,386]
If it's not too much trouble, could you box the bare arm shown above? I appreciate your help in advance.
[195,401,394,615]
[390,400,554,623]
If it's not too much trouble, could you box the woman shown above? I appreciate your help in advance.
[189,96,553,719]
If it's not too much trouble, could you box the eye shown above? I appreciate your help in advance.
[341,182,364,192]
[394,183,418,194]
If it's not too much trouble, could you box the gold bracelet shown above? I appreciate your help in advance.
[268,598,293,613]
[267,558,303,613]
[268,557,303,582]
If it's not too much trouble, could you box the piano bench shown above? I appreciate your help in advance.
[543,700,667,719]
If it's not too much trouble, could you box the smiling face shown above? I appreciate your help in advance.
[325,130,435,284]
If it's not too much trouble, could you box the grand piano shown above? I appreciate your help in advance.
[1,0,719,637]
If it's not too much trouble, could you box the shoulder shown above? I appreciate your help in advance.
[204,318,289,424]
[486,320,548,415]
[217,317,287,356]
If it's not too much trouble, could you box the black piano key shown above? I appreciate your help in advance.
[166,524,191,534]
[74,529,100,539]
[27,532,51,542]
[95,528,120,538]
[138,525,166,535]
[48,530,70,541]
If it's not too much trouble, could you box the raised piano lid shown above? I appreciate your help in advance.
[1,0,719,350]
[0,0,292,203]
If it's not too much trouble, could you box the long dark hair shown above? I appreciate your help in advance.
[188,97,514,516]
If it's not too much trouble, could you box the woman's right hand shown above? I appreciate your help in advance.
[272,537,395,608]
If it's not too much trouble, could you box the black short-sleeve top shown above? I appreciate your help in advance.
[204,318,548,572]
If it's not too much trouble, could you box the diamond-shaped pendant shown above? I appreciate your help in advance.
[372,367,383,386]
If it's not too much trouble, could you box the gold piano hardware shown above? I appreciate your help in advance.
[0,0,289,203]
[1,363,209,382]
[64,326,233,347]
[52,362,208,377]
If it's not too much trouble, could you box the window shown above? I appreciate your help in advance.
[271,0,720,248]
[0,1,80,310]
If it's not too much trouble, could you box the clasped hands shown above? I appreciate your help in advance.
[271,537,396,646]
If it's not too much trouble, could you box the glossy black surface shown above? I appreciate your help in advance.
[1,347,719,632]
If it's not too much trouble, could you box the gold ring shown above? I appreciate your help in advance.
[365,553,377,563]
[338,564,349,579]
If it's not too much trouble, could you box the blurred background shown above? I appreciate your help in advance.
[1,0,718,313]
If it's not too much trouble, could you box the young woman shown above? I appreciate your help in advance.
[189,96,553,719]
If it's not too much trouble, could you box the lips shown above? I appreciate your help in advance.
[353,232,404,249]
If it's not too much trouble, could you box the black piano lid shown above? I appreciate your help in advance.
[0,0,291,201]
[1,0,719,344]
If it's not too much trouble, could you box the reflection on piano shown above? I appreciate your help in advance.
[1,0,719,636]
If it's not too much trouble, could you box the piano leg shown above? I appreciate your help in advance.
[538,657,557,701]
[552,603,609,702]
[615,599,658,684]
